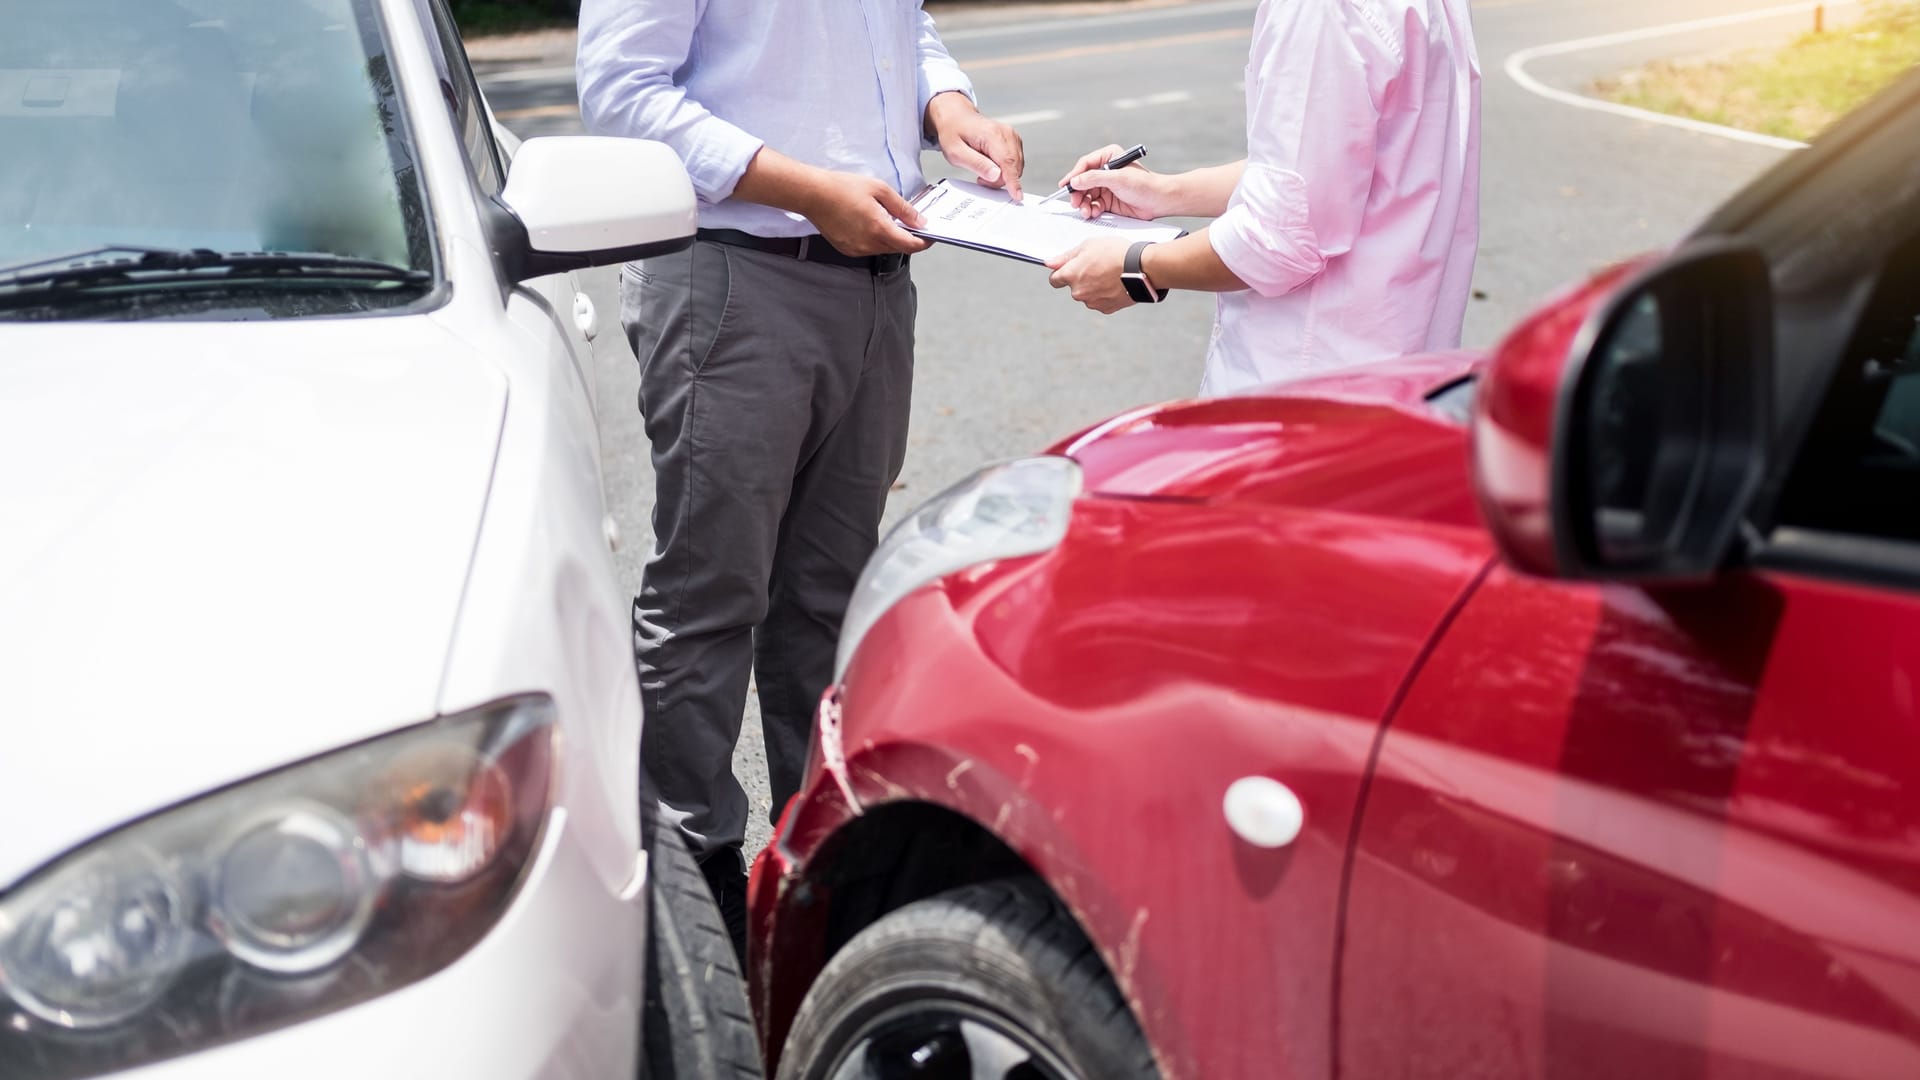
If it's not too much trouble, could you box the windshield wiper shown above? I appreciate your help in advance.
[0,247,431,303]
[0,245,206,279]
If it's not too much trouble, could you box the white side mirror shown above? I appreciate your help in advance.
[496,136,697,281]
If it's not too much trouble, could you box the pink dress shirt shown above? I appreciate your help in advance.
[1203,0,1481,396]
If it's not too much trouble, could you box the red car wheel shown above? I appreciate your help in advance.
[776,879,1158,1080]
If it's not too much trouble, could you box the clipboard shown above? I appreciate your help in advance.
[904,178,1187,266]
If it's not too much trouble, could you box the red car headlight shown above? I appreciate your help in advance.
[836,456,1082,681]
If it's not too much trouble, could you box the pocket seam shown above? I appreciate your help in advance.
[691,245,736,379]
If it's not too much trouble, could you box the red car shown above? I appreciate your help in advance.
[749,74,1920,1080]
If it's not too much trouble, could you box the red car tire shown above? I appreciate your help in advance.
[776,879,1158,1080]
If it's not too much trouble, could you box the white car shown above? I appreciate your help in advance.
[0,1,758,1077]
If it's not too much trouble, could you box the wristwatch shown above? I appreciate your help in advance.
[1121,241,1168,304]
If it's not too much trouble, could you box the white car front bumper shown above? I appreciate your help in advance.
[119,808,646,1080]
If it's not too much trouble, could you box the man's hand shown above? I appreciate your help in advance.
[1046,237,1135,315]
[926,92,1025,201]
[798,173,933,257]
[1059,144,1174,221]
[734,148,930,256]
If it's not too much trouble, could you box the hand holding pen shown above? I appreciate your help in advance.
[1039,144,1146,204]
[1051,144,1171,220]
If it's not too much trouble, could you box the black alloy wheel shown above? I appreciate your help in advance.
[820,1001,1080,1080]
[778,880,1159,1080]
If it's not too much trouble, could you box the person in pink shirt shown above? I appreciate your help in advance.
[1047,0,1481,396]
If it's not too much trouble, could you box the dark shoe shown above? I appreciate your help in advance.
[697,848,749,969]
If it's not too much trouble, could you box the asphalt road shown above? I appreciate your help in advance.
[480,0,1831,855]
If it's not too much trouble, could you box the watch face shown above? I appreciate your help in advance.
[1122,272,1157,303]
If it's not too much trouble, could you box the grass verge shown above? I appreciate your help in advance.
[1595,1,1920,142]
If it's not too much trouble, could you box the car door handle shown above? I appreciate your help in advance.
[573,292,598,341]
[1224,776,1304,848]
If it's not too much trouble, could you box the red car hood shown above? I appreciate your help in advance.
[1057,353,1487,530]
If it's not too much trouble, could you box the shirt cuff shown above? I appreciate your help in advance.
[918,66,976,149]
[682,120,766,205]
[1208,170,1325,299]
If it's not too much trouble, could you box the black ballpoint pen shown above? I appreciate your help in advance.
[1037,144,1148,205]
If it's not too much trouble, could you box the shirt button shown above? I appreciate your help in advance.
[880,58,893,72]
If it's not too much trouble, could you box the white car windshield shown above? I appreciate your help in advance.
[0,0,432,279]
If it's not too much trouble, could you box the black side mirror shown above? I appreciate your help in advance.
[1556,242,1774,580]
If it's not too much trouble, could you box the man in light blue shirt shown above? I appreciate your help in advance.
[577,0,1023,961]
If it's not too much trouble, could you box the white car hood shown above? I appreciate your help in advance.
[0,315,507,889]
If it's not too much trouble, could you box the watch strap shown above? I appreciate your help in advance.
[1122,241,1165,303]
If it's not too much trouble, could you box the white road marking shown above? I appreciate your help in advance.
[1112,89,1194,110]
[940,0,1257,42]
[994,108,1066,126]
[1503,0,1862,151]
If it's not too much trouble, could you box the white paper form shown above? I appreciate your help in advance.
[905,178,1186,265]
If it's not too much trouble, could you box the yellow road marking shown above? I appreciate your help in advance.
[963,26,1252,71]
[496,103,581,120]
[494,24,1253,118]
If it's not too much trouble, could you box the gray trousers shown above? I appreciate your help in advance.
[622,239,915,862]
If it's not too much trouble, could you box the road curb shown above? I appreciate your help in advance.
[1504,0,1866,151]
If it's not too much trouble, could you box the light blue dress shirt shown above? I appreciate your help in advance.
[576,0,975,238]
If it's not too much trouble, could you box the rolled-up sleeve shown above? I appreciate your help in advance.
[1210,2,1384,298]
[576,0,765,204]
[914,5,975,140]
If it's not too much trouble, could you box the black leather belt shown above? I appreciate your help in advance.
[696,228,909,275]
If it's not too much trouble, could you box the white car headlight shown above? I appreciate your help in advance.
[835,456,1082,682]
[0,697,554,1078]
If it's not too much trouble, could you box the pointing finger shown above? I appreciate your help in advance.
[945,139,1003,189]
[987,130,1025,202]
